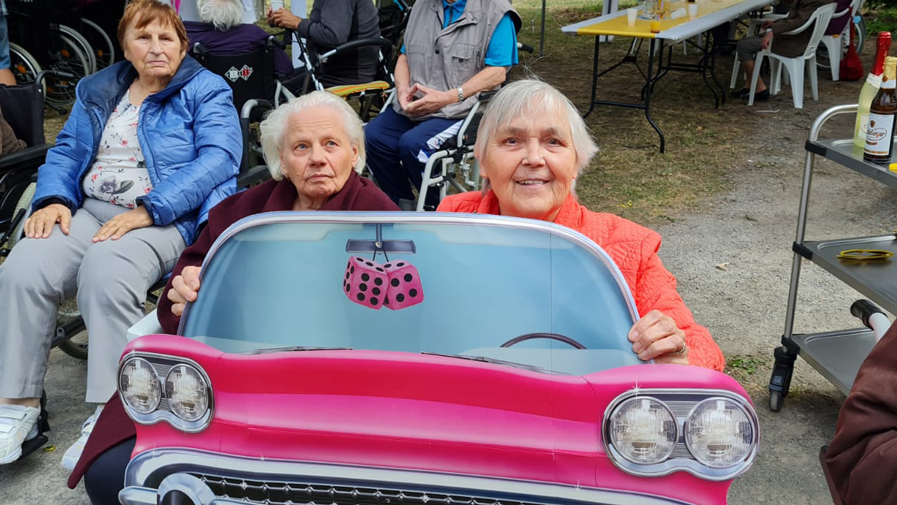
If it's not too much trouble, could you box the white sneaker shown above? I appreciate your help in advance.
[0,404,40,465]
[61,404,103,472]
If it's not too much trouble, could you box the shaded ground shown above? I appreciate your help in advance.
[2,6,893,503]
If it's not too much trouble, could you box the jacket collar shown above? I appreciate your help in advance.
[477,190,583,228]
[77,55,205,113]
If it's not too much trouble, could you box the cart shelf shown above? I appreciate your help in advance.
[806,138,897,189]
[795,235,897,315]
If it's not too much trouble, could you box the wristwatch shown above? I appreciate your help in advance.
[457,86,464,103]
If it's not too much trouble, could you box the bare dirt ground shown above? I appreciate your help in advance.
[1,18,893,505]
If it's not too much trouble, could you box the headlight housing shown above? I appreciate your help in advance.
[603,389,759,480]
[165,364,211,422]
[119,357,162,414]
[118,353,213,432]
[608,397,677,464]
[685,398,755,468]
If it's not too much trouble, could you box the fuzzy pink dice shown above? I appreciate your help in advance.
[343,256,388,310]
[382,261,424,310]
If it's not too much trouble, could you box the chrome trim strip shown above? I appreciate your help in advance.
[601,389,760,481]
[118,351,214,433]
[178,212,641,334]
[119,486,158,505]
[125,449,688,505]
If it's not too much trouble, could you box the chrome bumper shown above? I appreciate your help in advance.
[121,448,688,505]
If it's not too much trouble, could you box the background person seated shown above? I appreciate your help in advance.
[731,0,834,101]
[364,0,521,210]
[0,0,241,468]
[438,79,725,371]
[184,0,304,92]
[267,0,381,89]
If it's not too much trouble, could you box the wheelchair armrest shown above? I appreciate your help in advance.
[237,164,270,190]
[318,38,394,63]
[241,99,274,122]
[0,144,51,174]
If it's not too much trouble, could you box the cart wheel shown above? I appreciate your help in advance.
[769,390,784,412]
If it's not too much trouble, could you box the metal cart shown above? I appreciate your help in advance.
[768,103,897,411]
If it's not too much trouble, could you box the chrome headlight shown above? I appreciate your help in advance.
[119,357,162,414]
[165,364,210,422]
[685,398,755,468]
[608,397,678,464]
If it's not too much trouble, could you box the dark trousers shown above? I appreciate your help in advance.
[84,437,135,505]
[364,107,462,205]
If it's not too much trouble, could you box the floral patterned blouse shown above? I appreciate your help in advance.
[81,90,153,209]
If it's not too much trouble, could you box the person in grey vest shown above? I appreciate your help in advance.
[364,0,521,210]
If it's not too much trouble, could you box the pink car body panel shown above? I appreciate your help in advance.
[126,335,747,505]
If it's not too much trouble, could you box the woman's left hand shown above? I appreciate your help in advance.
[628,310,689,365]
[93,205,154,242]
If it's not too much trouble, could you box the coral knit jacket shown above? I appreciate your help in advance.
[438,191,725,372]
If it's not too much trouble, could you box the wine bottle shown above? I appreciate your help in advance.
[854,32,892,148]
[864,57,897,164]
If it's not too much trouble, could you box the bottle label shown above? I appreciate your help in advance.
[865,113,895,157]
[859,113,871,137]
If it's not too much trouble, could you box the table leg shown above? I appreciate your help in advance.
[583,36,601,119]
[645,40,666,153]
[700,34,721,108]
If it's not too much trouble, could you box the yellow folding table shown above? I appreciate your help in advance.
[562,0,774,152]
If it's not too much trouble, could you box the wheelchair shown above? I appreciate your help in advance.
[5,0,95,110]
[291,31,397,123]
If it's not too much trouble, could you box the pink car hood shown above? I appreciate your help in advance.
[128,335,741,503]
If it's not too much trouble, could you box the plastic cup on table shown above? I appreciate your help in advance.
[688,4,698,18]
[271,0,284,11]
[650,20,661,33]
[627,8,638,26]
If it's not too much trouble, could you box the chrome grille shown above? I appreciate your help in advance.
[192,475,549,505]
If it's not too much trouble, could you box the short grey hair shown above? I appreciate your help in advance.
[475,79,599,176]
[260,91,367,180]
[197,0,243,31]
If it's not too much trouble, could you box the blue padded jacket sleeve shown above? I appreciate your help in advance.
[138,78,242,227]
[32,100,90,211]
[484,13,517,67]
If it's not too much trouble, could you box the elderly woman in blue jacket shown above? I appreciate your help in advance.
[0,0,241,466]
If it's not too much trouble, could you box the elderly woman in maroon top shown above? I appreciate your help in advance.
[67,90,397,505]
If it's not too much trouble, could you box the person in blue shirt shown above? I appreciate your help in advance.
[365,0,521,209]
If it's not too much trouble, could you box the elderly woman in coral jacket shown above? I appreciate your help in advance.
[437,79,724,371]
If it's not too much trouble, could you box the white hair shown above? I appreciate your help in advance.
[474,79,599,177]
[197,0,243,31]
[260,91,367,180]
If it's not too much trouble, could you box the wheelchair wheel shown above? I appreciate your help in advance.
[60,25,97,74]
[45,33,91,108]
[7,182,34,251]
[80,19,115,70]
[8,43,44,91]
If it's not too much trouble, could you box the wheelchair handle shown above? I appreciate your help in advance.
[318,38,394,63]
[517,43,535,54]
[850,299,891,342]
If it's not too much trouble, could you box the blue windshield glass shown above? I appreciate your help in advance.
[182,214,644,374]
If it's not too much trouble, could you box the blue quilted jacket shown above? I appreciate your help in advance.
[33,56,242,245]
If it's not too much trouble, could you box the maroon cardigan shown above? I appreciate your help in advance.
[825,322,897,503]
[68,173,397,488]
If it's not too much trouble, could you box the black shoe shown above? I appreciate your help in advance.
[730,88,750,99]
[752,89,770,102]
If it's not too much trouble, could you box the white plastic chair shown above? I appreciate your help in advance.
[818,0,862,81]
[745,3,837,109]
